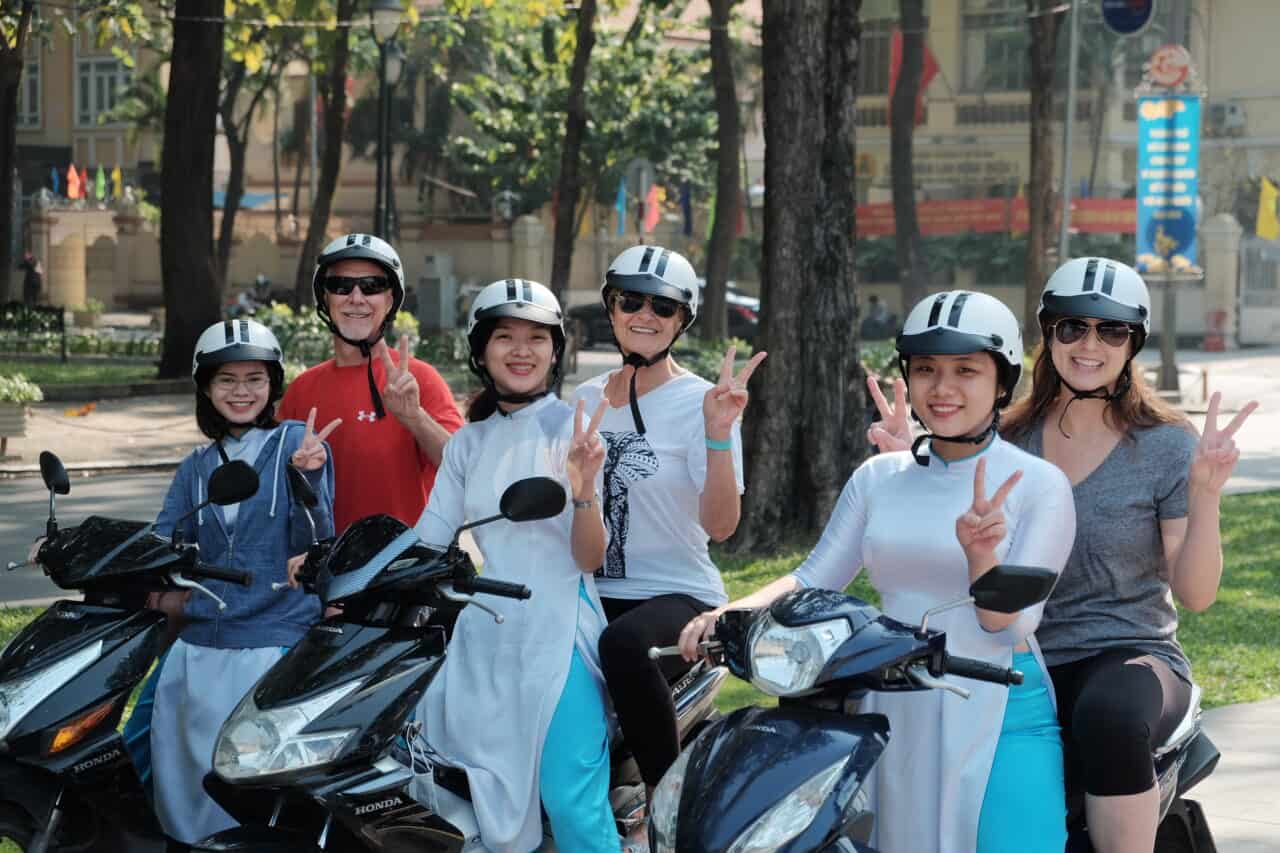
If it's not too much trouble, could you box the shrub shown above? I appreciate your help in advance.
[0,374,44,404]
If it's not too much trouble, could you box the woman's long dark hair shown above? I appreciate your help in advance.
[1002,321,1187,442]
[194,363,285,440]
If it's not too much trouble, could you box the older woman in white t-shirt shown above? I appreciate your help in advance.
[569,246,766,823]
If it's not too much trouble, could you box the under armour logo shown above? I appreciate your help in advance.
[356,410,377,423]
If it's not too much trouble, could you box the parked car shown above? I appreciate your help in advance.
[569,279,760,349]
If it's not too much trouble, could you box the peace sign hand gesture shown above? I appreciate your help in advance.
[567,399,608,500]
[1190,392,1258,494]
[703,346,768,437]
[291,407,342,471]
[866,375,912,453]
[955,457,1022,562]
[380,334,423,424]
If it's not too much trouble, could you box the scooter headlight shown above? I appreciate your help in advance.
[726,756,849,853]
[748,614,851,696]
[0,641,103,744]
[213,679,361,780]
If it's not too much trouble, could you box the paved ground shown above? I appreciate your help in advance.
[1,342,1276,849]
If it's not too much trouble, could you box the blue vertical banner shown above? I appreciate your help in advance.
[1136,94,1202,275]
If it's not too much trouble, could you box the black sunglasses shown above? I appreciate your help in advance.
[615,291,681,319]
[1050,318,1134,348]
[323,275,393,296]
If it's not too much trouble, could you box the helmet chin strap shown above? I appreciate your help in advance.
[911,410,1001,467]
[616,348,672,435]
[1054,358,1134,438]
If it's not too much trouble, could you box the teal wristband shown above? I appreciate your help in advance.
[705,436,733,452]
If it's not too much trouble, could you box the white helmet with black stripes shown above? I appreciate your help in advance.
[896,290,1023,407]
[192,318,284,379]
[1039,257,1151,344]
[601,244,699,329]
[466,278,566,400]
[312,233,406,327]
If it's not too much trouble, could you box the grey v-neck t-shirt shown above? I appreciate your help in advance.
[1012,419,1197,682]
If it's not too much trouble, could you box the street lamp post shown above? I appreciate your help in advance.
[369,0,402,239]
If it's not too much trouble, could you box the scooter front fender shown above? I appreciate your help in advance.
[673,705,888,853]
[192,826,323,853]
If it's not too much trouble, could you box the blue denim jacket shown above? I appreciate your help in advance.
[155,421,334,649]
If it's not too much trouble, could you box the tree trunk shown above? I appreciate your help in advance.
[293,0,356,308]
[734,0,864,553]
[216,64,248,292]
[158,0,224,378]
[891,0,928,313]
[273,82,283,237]
[217,69,272,290]
[1024,0,1063,348]
[0,2,34,304]
[703,0,741,342]
[548,0,597,302]
[290,96,307,220]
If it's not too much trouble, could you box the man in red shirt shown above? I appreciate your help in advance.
[279,234,464,532]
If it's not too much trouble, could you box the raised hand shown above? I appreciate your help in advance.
[955,457,1022,560]
[291,407,341,471]
[1190,392,1258,494]
[380,334,424,424]
[703,346,768,437]
[567,399,608,499]
[866,375,911,453]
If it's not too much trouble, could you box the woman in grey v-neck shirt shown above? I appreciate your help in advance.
[1004,257,1257,853]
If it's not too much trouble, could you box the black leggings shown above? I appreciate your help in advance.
[599,594,714,787]
[1049,649,1193,797]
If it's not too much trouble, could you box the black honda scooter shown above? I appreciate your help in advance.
[195,470,726,852]
[0,452,257,852]
[644,564,1061,853]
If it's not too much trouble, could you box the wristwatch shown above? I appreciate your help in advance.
[573,495,596,510]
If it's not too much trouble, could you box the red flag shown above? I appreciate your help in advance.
[643,184,661,233]
[66,163,81,199]
[888,29,938,126]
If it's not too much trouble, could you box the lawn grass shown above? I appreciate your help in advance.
[709,489,1280,712]
[0,358,157,386]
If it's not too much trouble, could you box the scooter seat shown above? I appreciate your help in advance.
[1155,682,1202,759]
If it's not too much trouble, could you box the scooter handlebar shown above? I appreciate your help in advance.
[943,654,1024,686]
[455,575,531,600]
[190,561,253,587]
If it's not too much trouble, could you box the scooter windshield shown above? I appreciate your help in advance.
[40,516,186,588]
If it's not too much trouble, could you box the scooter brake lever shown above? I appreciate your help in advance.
[437,583,504,624]
[648,640,722,661]
[906,664,971,700]
[171,573,229,611]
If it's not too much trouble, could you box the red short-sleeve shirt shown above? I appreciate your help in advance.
[279,351,464,532]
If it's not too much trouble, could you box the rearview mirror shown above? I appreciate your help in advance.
[39,451,70,496]
[286,465,319,509]
[208,461,259,506]
[499,477,566,522]
[969,565,1058,614]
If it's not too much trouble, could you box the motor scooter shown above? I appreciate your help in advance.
[644,564,1060,852]
[194,470,727,851]
[0,452,256,852]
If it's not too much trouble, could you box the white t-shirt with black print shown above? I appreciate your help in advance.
[570,370,744,607]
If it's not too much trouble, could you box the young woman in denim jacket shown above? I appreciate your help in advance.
[126,318,338,845]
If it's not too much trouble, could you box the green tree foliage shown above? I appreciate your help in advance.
[445,11,716,221]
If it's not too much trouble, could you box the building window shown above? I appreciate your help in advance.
[961,0,1029,93]
[77,59,131,127]
[18,60,40,129]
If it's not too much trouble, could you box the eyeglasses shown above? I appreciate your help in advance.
[212,375,270,393]
[1050,318,1134,348]
[614,291,681,319]
[323,275,393,296]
